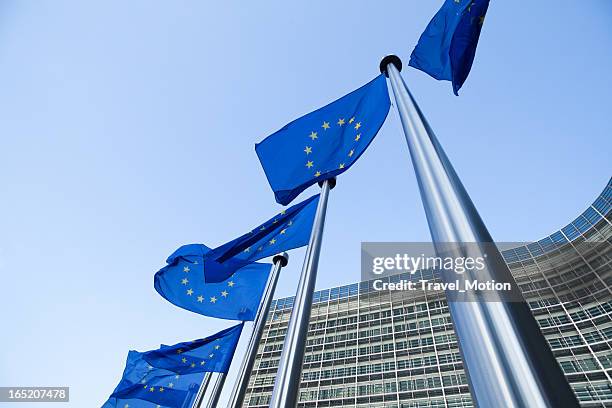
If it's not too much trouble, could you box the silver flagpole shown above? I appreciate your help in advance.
[183,382,202,408]
[226,252,289,408]
[192,372,213,408]
[269,178,335,408]
[380,55,578,407]
[205,373,226,408]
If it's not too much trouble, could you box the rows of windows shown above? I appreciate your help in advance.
[246,181,612,407]
[294,373,471,403]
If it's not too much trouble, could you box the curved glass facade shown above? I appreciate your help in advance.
[244,178,612,407]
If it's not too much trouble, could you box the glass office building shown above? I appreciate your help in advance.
[244,179,612,408]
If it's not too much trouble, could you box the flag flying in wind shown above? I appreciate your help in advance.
[102,324,243,408]
[142,323,243,374]
[201,194,319,282]
[409,0,490,95]
[154,244,271,320]
[256,75,390,205]
[103,365,199,408]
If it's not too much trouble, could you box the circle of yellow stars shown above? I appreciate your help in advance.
[303,115,363,178]
[182,263,235,306]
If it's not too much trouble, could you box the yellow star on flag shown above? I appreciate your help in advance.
[304,146,312,154]
[339,163,345,169]
[306,161,314,168]
[348,150,354,157]
[221,290,228,297]
[314,171,321,177]
[186,288,194,296]
[210,296,217,303]
[309,131,318,140]
[355,134,361,141]
[183,266,190,273]
[228,281,235,287]
[322,121,330,130]
[354,122,361,130]
[337,118,345,126]
[197,295,204,303]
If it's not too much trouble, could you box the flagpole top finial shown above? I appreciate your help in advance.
[318,177,336,190]
[273,252,289,267]
[380,55,402,77]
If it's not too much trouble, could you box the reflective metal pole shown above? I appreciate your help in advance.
[269,178,335,408]
[380,55,578,408]
[192,372,213,408]
[227,252,289,408]
[205,373,226,408]
[182,383,202,408]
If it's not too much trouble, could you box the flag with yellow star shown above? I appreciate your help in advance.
[255,75,390,205]
[143,323,243,374]
[103,324,243,408]
[199,194,319,282]
[409,0,490,95]
[155,244,271,320]
[103,352,203,408]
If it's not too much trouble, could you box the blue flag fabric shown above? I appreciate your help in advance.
[102,324,243,408]
[142,323,243,374]
[155,247,270,320]
[256,75,390,205]
[409,0,490,95]
[103,352,202,408]
[200,194,319,282]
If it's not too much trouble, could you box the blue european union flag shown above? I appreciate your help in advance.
[154,245,271,320]
[103,324,243,408]
[103,352,202,408]
[256,75,390,205]
[142,323,243,374]
[409,0,490,95]
[201,194,319,282]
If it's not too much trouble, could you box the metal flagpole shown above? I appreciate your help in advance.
[192,372,213,408]
[269,178,335,408]
[226,252,289,408]
[183,382,202,408]
[380,55,578,407]
[205,373,226,408]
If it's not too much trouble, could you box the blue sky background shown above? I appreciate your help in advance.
[0,1,610,406]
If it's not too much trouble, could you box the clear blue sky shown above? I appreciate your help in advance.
[0,1,610,406]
